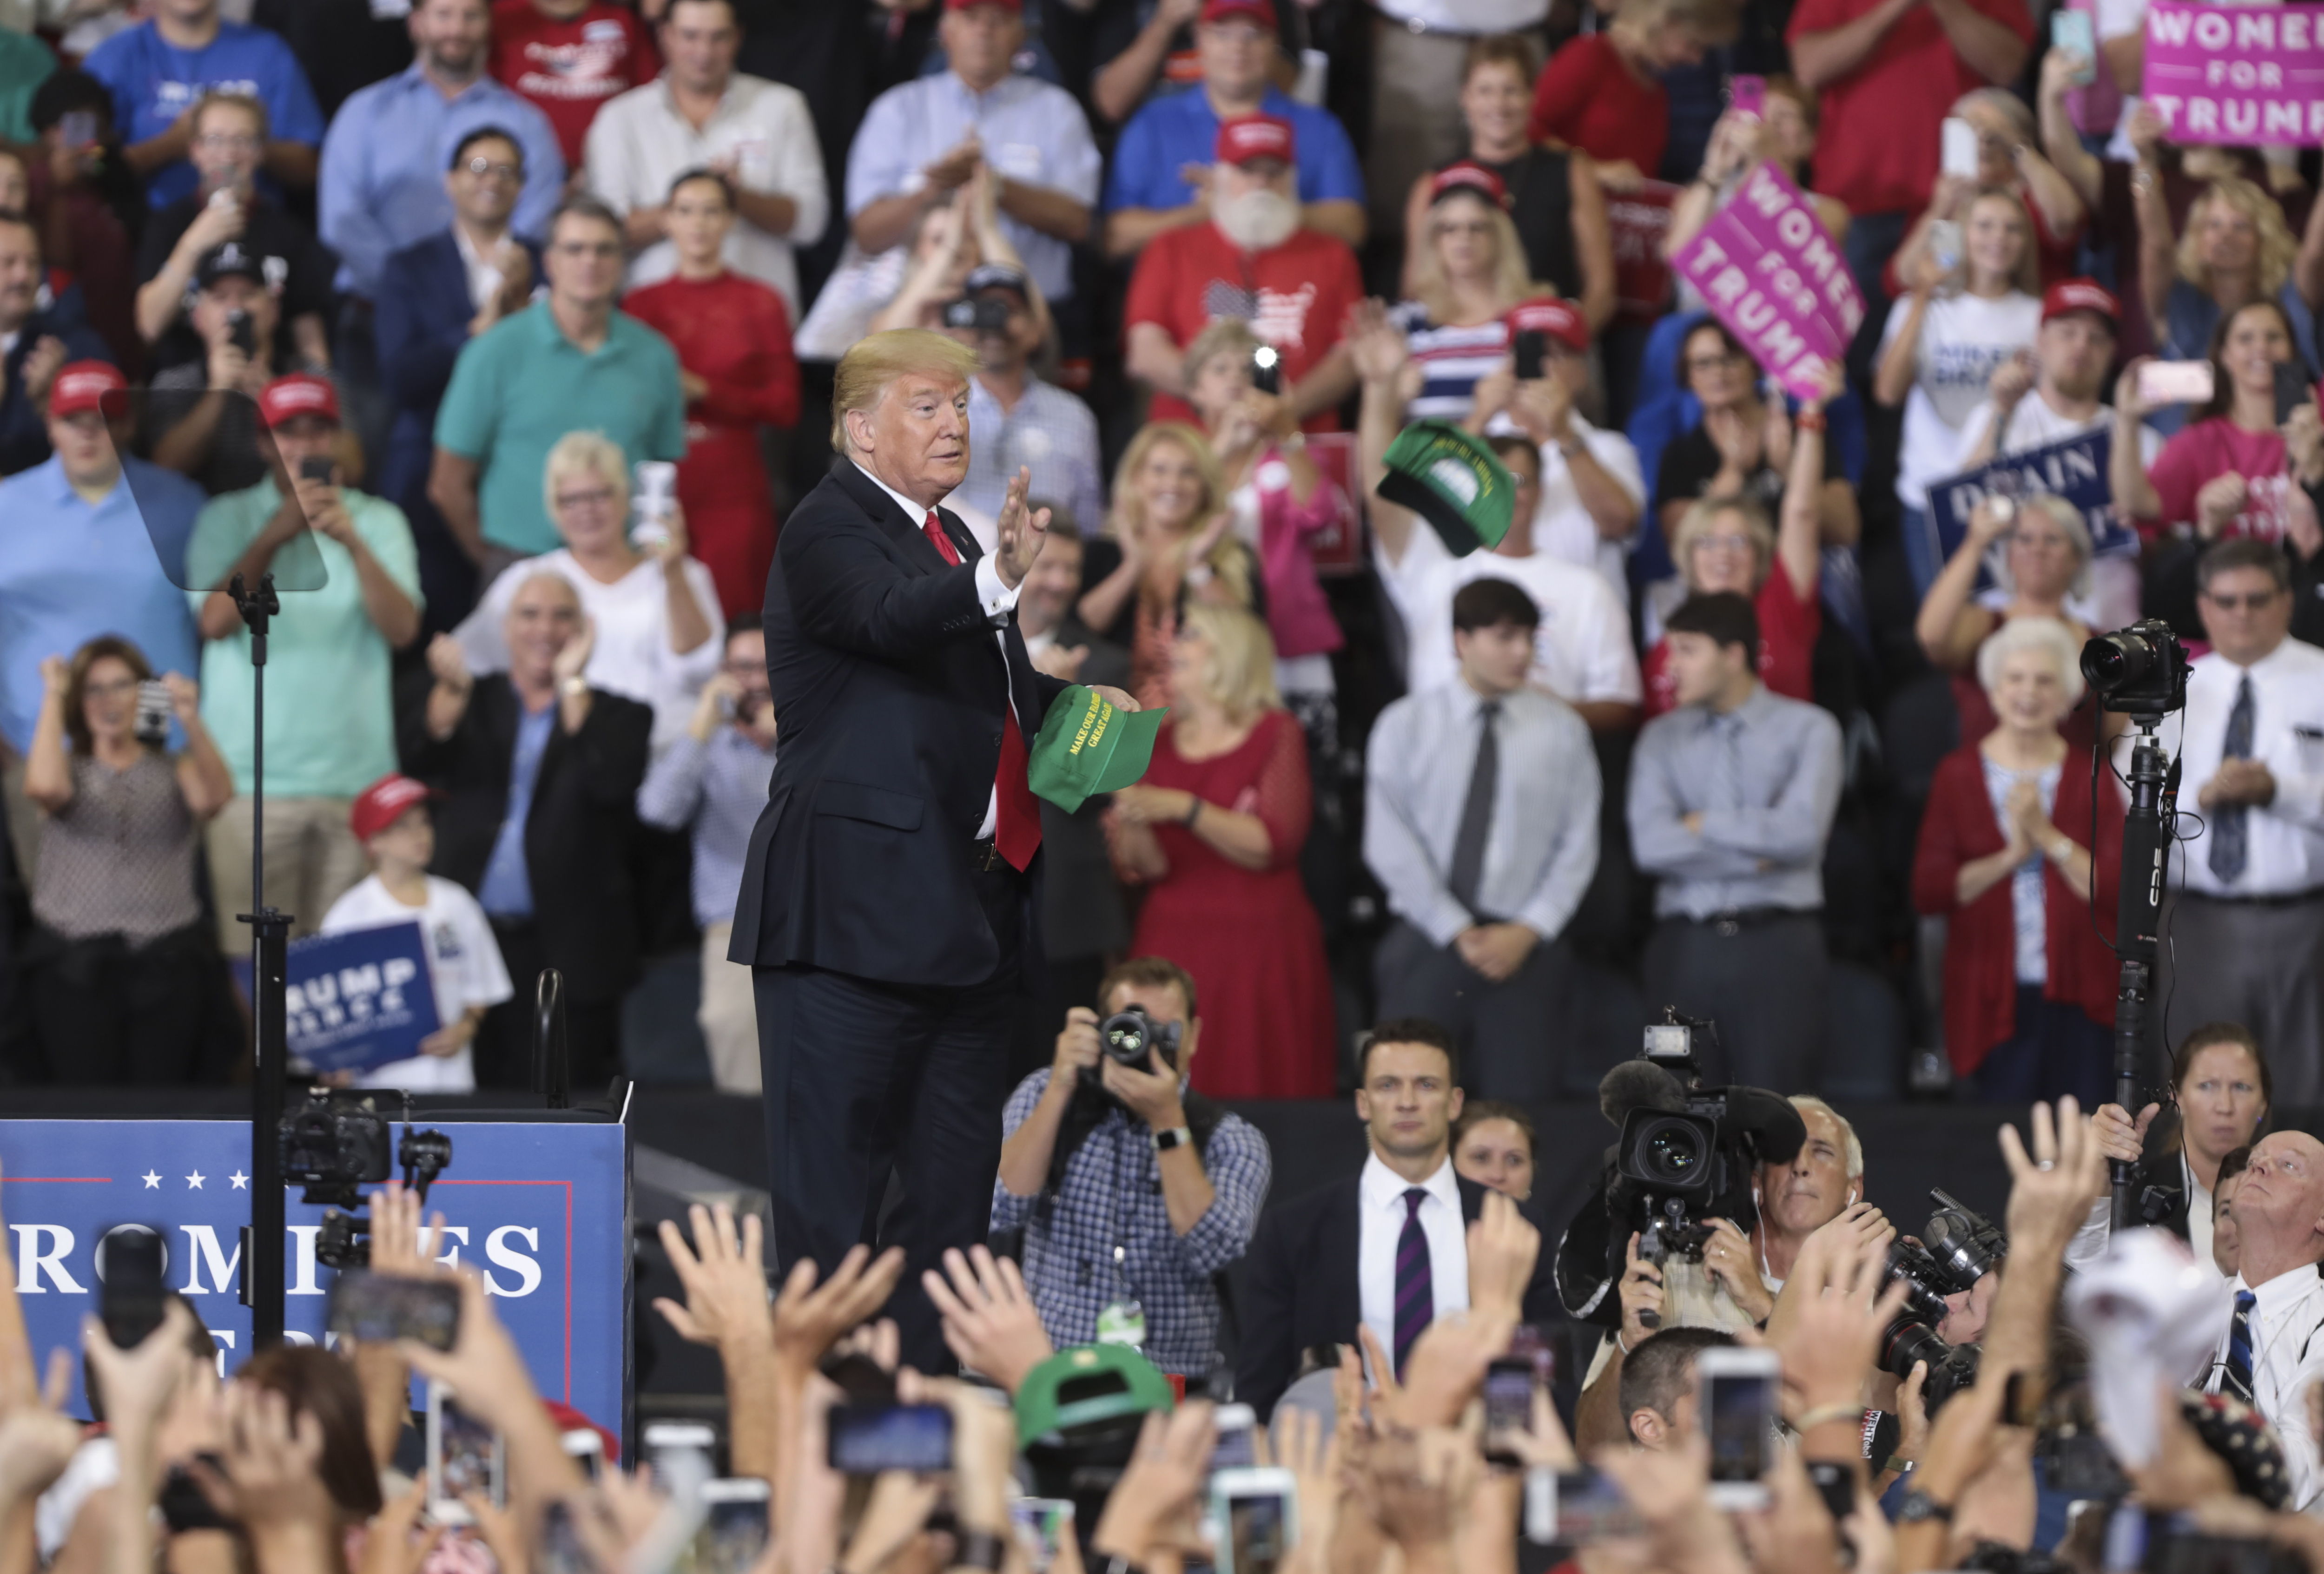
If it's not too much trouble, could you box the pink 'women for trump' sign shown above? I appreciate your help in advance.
[1669,163,1864,402]
[2143,1,2324,146]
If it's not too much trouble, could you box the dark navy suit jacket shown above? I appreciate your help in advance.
[373,228,542,506]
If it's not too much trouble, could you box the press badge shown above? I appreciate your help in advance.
[1095,1298,1146,1348]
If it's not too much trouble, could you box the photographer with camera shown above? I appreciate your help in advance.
[991,956,1272,1378]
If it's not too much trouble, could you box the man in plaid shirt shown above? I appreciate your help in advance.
[991,956,1272,1376]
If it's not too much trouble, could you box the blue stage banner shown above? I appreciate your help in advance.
[1923,427,2138,570]
[0,1120,629,1441]
[229,923,442,1073]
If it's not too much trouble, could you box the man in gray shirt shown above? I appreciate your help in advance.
[1629,592,1842,1094]
[637,613,777,1092]
[1365,577,1599,1101]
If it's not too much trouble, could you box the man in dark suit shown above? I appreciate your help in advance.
[405,569,652,1089]
[1237,1018,1562,1418]
[1013,523,1132,1080]
[375,125,542,629]
[731,329,1140,1370]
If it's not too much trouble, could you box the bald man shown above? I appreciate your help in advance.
[412,570,653,1087]
[2199,1130,2324,1507]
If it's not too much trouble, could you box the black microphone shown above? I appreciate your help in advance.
[1598,1060,1686,1128]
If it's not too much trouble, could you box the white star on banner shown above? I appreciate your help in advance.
[185,1172,205,1190]
[229,1172,249,1190]
[142,1172,161,1189]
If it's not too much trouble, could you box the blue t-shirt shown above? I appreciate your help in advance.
[1102,84,1364,216]
[84,20,325,208]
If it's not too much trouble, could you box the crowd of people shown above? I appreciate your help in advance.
[0,0,2317,1108]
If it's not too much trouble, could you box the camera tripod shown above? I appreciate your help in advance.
[2108,711,2178,1232]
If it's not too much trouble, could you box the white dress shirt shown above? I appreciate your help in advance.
[852,462,1022,839]
[1508,414,1645,602]
[1357,1152,1469,1369]
[2204,1264,2324,1508]
[1378,530,1643,708]
[585,74,828,316]
[2171,637,2324,898]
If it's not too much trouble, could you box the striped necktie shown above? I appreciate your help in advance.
[1393,1187,1433,1377]
[2223,1289,2258,1404]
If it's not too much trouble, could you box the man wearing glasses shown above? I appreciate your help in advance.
[376,128,550,630]
[2164,539,2324,1106]
[429,193,685,576]
[132,92,335,379]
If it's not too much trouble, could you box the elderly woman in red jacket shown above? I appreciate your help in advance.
[1913,614,2123,1106]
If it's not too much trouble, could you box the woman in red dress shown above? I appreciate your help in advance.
[621,169,800,620]
[1104,604,1335,1100]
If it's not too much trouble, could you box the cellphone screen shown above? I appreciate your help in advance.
[1484,1364,1534,1436]
[2273,361,2314,425]
[1214,1423,1256,1471]
[694,1494,771,1574]
[1010,1500,1075,1574]
[2052,9,2097,80]
[1705,1370,1776,1485]
[1228,1492,1290,1574]
[1552,1471,1643,1542]
[435,1395,504,1511]
[328,1270,461,1350]
[827,1403,954,1475]
[1512,329,1548,382]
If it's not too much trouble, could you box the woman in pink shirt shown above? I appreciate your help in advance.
[2117,298,2317,547]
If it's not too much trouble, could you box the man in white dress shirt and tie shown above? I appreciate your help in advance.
[2199,1130,2324,1509]
[2161,539,2324,1106]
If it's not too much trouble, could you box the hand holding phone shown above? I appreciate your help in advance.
[1697,1347,1780,1510]
[1940,117,1981,180]
[1728,74,1766,119]
[2138,359,2215,409]
[826,1403,954,1474]
[2051,10,2097,83]
[1209,1468,1296,1574]
[327,1269,462,1351]
[427,1383,506,1525]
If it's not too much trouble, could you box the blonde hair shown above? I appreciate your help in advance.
[194,90,269,141]
[1409,192,1538,325]
[1109,422,1254,608]
[1996,492,2093,600]
[1962,187,2043,297]
[2177,177,2298,299]
[830,329,980,454]
[1184,319,1263,396]
[1178,603,1281,721]
[1672,494,1774,590]
[542,430,629,521]
[1975,613,2087,711]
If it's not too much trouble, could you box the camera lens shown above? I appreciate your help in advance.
[2080,629,2152,693]
[1637,1117,1706,1185]
[1099,1010,1151,1065]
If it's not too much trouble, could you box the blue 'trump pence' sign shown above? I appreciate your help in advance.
[231,922,442,1073]
[0,1121,629,1441]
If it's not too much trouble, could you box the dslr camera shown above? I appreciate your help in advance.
[279,1090,453,1268]
[2081,620,2188,717]
[1094,1006,1181,1077]
[1877,1189,2007,1413]
[941,296,1011,335]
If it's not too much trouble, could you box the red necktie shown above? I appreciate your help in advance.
[925,512,1043,871]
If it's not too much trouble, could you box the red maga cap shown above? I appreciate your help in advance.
[1429,161,1509,208]
[1201,0,1277,25]
[349,773,439,841]
[1508,296,1589,353]
[1215,112,1294,167]
[48,360,126,419]
[2041,277,2119,327]
[258,372,340,429]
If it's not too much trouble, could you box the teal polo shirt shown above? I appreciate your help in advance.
[185,481,421,799]
[433,303,686,556]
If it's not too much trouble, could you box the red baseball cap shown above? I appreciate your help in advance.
[258,373,340,429]
[1508,296,1590,353]
[2041,277,2119,328]
[350,774,438,842]
[48,360,126,420]
[1215,112,1294,168]
[1429,161,1510,209]
[1201,0,1277,24]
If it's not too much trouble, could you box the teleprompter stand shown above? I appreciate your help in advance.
[231,570,290,1347]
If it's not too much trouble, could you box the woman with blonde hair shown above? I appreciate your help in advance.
[1104,604,1334,1100]
[455,429,722,750]
[1076,421,1260,710]
[1526,0,1741,190]
[1383,164,1547,427]
[1877,186,2045,595]
[2133,158,2314,375]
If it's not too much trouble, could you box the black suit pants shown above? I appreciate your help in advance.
[753,860,1025,1372]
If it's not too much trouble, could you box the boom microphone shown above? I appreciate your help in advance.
[1598,1060,1687,1128]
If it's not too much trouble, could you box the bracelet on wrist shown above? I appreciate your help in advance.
[1796,408,1828,433]
[954,1530,1007,1573]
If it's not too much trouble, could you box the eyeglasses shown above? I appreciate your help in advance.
[2203,588,2282,611]
[83,677,141,699]
[555,487,617,511]
[196,132,259,151]
[1685,353,1742,373]
[553,240,623,259]
[462,157,522,182]
[1691,532,1754,553]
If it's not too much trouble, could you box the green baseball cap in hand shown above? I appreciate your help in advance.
[1028,685,1168,813]
[1377,419,1517,557]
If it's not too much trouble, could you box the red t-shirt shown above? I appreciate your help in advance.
[1123,223,1364,434]
[1784,0,2034,216]
[489,0,660,170]
[1642,567,1821,718]
[1526,33,1668,178]
[2146,417,2292,541]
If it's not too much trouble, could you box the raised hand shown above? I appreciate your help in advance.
[770,1244,909,1375]
[1998,1097,2107,1256]
[921,1245,1054,1395]
[654,1202,774,1355]
[992,466,1050,590]
[1466,1190,1540,1320]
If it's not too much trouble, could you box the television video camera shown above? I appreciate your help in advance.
[1877,1189,2008,1413]
[1603,1011,1807,1272]
[279,1090,453,1270]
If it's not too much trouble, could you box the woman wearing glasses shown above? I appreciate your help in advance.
[453,428,721,752]
[22,636,234,1082]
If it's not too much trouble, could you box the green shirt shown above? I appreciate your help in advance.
[0,29,54,145]
[431,301,686,556]
[185,481,422,799]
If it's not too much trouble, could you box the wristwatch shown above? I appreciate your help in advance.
[1151,1125,1192,1153]
[560,676,589,699]
[1897,1488,1955,1525]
